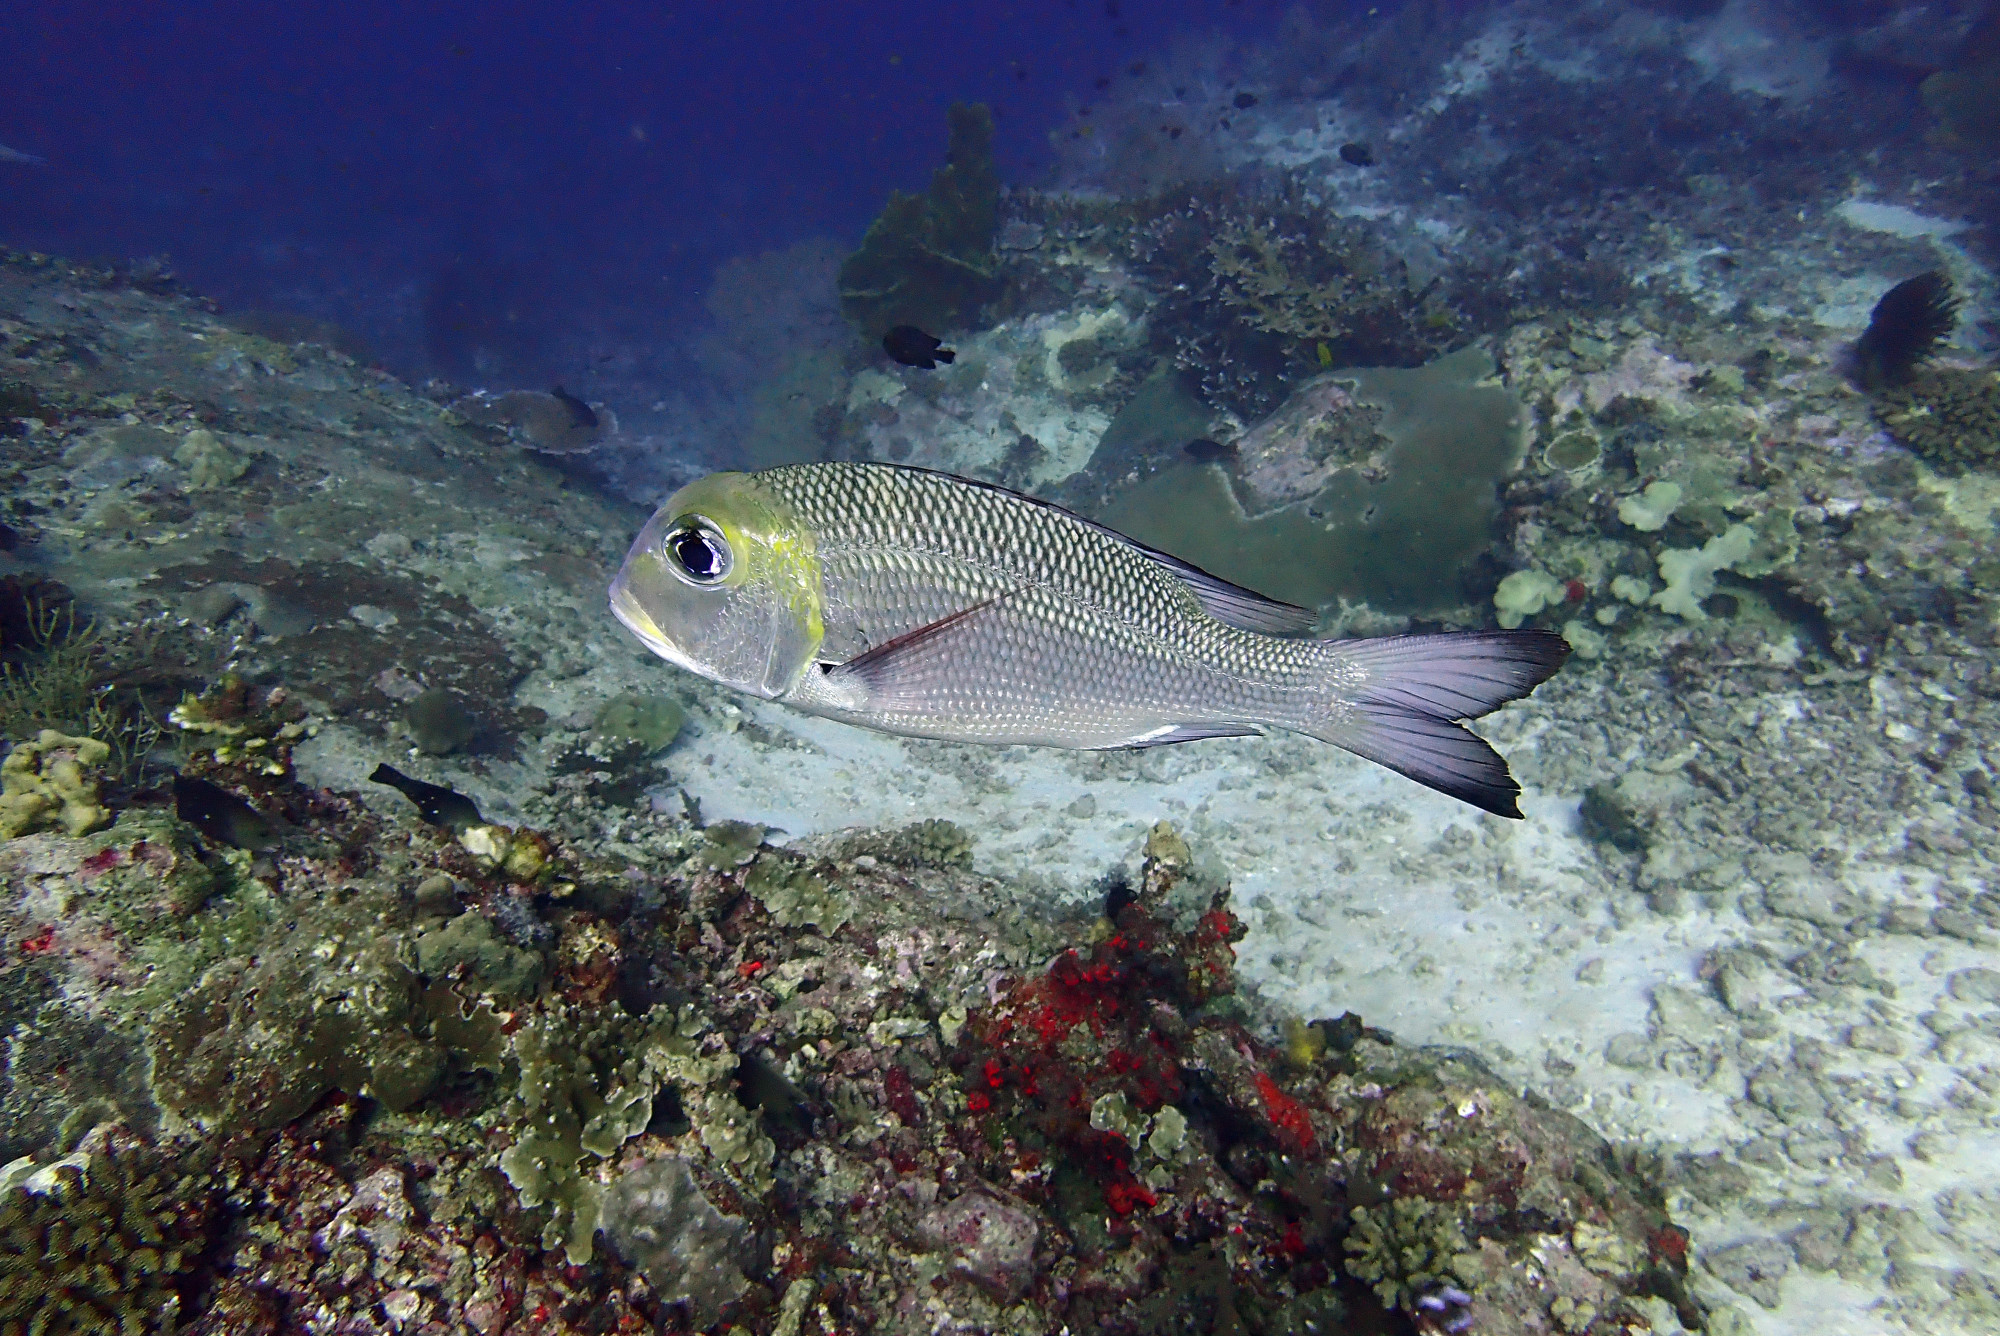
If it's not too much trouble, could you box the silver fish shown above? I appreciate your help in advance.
[0,144,45,166]
[610,462,1567,816]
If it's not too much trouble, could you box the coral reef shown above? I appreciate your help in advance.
[838,102,1001,338]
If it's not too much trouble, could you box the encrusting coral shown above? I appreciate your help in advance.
[0,730,112,839]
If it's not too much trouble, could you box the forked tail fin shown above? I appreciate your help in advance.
[1304,628,1570,818]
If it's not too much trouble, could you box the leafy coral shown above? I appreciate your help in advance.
[498,1000,749,1263]
[838,102,1001,338]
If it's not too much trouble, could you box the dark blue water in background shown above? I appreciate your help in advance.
[1,1,1300,385]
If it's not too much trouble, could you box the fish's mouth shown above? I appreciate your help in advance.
[609,582,705,678]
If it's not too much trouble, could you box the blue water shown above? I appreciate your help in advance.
[2,1,1293,382]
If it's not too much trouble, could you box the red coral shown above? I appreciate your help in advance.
[79,847,122,876]
[1254,1072,1317,1152]
[1104,1180,1157,1215]
[1649,1223,1690,1270]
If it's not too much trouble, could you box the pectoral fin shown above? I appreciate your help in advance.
[822,593,1017,712]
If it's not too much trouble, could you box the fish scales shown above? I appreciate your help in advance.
[755,462,1326,737]
[610,461,1568,816]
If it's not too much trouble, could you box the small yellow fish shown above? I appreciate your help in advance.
[1316,341,1333,367]
[611,463,1566,816]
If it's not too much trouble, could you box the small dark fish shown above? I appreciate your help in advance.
[1233,91,1258,109]
[549,384,599,430]
[1852,271,1960,391]
[1339,142,1374,167]
[1183,438,1236,463]
[369,762,485,831]
[174,773,277,851]
[882,325,956,370]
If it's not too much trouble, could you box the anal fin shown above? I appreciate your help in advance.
[1103,722,1263,750]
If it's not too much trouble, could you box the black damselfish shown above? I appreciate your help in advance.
[882,325,956,370]
[369,762,485,831]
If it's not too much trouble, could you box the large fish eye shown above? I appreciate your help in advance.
[661,517,733,585]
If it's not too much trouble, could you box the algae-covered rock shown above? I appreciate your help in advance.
[0,730,111,839]
[592,692,686,754]
[1877,366,2000,473]
[147,878,463,1129]
[599,1156,754,1326]
[838,102,1000,337]
[404,686,477,756]
[827,818,974,870]
[172,427,251,490]
[414,911,543,998]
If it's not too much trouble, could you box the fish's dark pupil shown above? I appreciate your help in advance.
[669,526,725,580]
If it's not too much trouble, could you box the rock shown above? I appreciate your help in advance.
[1947,967,2000,1003]
[918,1188,1041,1300]
[599,1156,754,1328]
[1703,1236,1792,1309]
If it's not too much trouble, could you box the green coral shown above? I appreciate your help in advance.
[1877,366,2000,473]
[498,1001,745,1263]
[1106,347,1520,615]
[1343,1196,1473,1310]
[746,855,853,937]
[696,820,765,871]
[0,1139,219,1335]
[414,912,543,998]
[838,102,1000,337]
[0,731,112,838]
[598,1157,753,1327]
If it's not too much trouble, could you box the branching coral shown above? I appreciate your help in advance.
[1877,366,2000,473]
[0,1135,220,1335]
[1343,1195,1472,1310]
[1128,181,1459,418]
